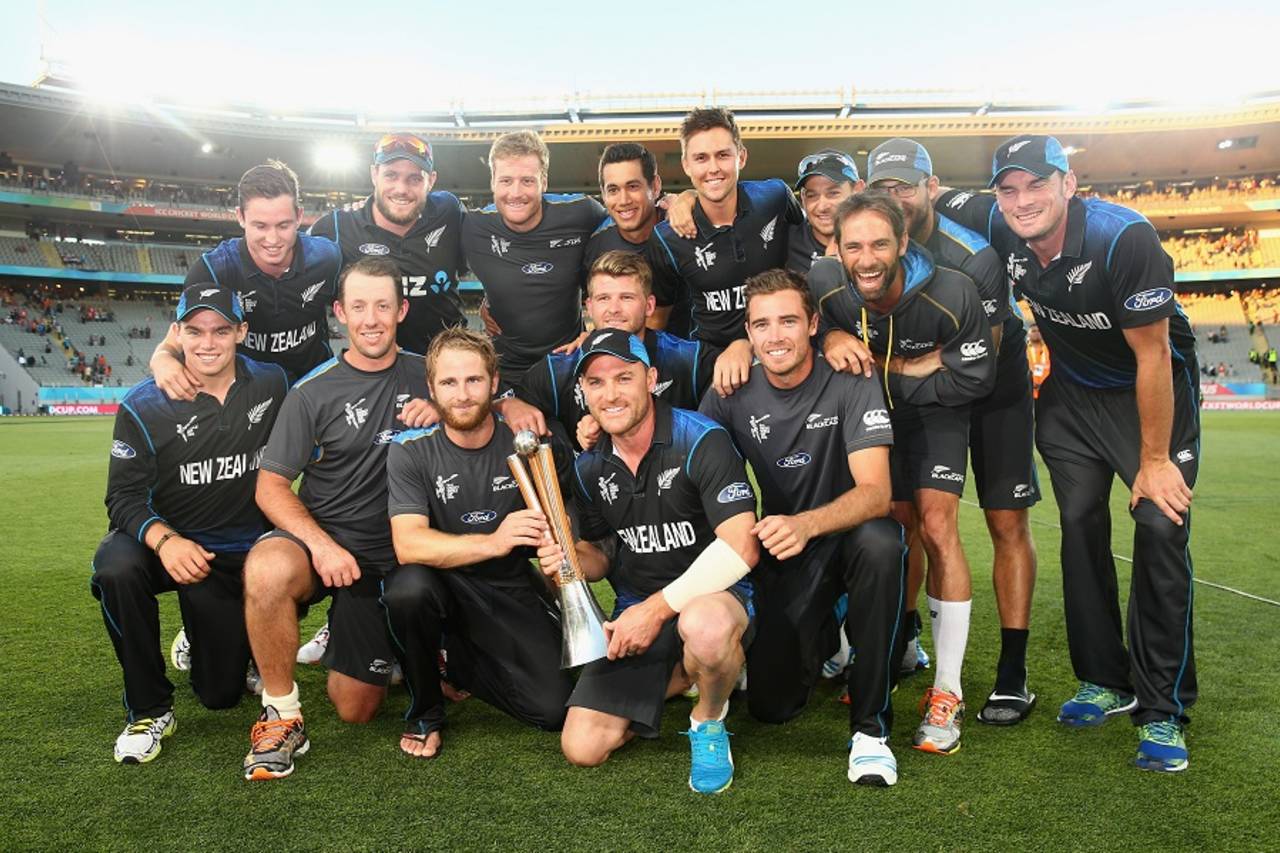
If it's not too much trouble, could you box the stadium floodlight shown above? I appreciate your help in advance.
[200,142,214,155]
[1217,139,1234,150]
[314,144,358,172]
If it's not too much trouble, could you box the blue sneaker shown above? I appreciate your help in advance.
[684,720,734,794]
[1135,720,1188,773]
[1057,682,1137,727]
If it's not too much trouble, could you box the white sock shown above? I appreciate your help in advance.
[928,596,971,699]
[263,682,301,719]
[690,699,729,728]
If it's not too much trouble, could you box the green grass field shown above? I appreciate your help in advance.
[2,413,1277,852]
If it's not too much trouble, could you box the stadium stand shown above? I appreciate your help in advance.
[1178,291,1266,380]
[1162,229,1263,272]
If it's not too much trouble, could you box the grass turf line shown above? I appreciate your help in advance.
[0,413,1277,851]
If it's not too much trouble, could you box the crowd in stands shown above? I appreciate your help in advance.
[1,284,125,386]
[1161,228,1262,272]
[1092,174,1280,207]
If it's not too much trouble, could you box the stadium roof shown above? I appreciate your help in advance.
[3,80,1279,195]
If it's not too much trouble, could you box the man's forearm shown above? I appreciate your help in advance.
[796,481,891,540]
[1134,355,1175,463]
[393,523,497,570]
[256,475,338,554]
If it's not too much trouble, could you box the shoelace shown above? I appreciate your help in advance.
[1141,720,1181,745]
[685,727,732,772]
[1075,682,1110,704]
[125,717,164,736]
[251,718,298,751]
[924,690,960,726]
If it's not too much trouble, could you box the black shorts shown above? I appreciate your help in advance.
[971,361,1040,510]
[567,580,755,738]
[257,529,397,687]
[889,403,970,500]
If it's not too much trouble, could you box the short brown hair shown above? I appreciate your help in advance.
[488,130,550,181]
[237,160,300,209]
[587,250,652,298]
[425,326,498,387]
[680,108,743,153]
[744,268,816,320]
[337,256,403,307]
[833,190,906,246]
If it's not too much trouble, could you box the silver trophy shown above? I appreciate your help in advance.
[508,430,608,668]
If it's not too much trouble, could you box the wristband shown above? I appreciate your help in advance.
[154,531,179,554]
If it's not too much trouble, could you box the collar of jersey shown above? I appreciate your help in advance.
[692,185,751,238]
[238,236,303,281]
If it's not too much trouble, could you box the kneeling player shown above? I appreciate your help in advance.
[241,257,428,780]
[382,329,574,758]
[92,284,287,763]
[538,330,759,794]
[701,270,906,785]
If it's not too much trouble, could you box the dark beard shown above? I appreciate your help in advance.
[374,191,425,226]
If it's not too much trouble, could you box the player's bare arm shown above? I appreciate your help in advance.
[1124,320,1193,525]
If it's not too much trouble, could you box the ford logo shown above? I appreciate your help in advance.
[1123,287,1173,312]
[522,262,554,275]
[461,510,498,525]
[358,243,391,256]
[776,452,811,469]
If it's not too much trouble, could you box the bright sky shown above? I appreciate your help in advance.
[1,1,1278,111]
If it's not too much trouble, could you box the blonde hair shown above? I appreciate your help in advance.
[488,130,550,181]
[587,250,652,298]
[425,327,498,386]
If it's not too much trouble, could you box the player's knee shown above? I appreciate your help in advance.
[1130,500,1188,547]
[747,690,803,724]
[1058,495,1106,530]
[561,727,610,767]
[850,519,906,578]
[380,564,443,615]
[986,509,1031,547]
[330,690,382,724]
[244,541,306,604]
[91,533,148,591]
[195,682,244,711]
[678,602,738,667]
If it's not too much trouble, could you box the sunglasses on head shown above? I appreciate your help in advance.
[797,151,855,178]
[376,134,430,158]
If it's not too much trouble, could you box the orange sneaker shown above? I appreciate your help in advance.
[913,687,964,755]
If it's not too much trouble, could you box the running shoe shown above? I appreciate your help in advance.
[847,732,897,786]
[296,624,329,665]
[900,635,931,676]
[114,711,176,764]
[170,629,190,672]
[245,661,263,696]
[1135,719,1188,773]
[1057,682,1136,728]
[913,687,964,755]
[243,706,309,781]
[684,720,734,794]
[822,629,854,679]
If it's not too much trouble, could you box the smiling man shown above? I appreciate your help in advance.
[92,283,287,765]
[311,133,468,355]
[239,256,428,780]
[788,150,864,274]
[152,161,342,391]
[810,191,995,758]
[461,130,606,385]
[538,329,759,794]
[937,135,1200,773]
[699,269,906,786]
[381,328,574,760]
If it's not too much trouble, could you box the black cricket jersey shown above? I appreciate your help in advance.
[808,244,996,409]
[461,194,607,377]
[573,399,758,599]
[106,355,289,552]
[936,191,1197,389]
[649,180,804,348]
[387,414,574,585]
[516,327,714,450]
[186,234,341,383]
[786,221,827,275]
[699,357,892,520]
[583,214,693,339]
[309,193,467,354]
[260,350,428,555]
[924,214,1027,377]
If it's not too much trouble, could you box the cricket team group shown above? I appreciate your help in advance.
[92,107,1201,791]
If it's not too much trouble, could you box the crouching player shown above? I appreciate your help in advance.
[92,284,287,763]
[701,269,906,785]
[537,330,759,793]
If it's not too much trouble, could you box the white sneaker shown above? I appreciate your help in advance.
[297,624,330,665]
[114,711,177,764]
[847,731,897,786]
[170,629,191,672]
[245,661,263,696]
[390,661,404,687]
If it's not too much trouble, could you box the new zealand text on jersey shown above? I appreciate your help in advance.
[1022,295,1113,331]
[244,322,318,354]
[617,520,697,554]
[178,447,266,486]
[705,285,747,312]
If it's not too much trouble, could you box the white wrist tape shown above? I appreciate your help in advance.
[661,537,751,612]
